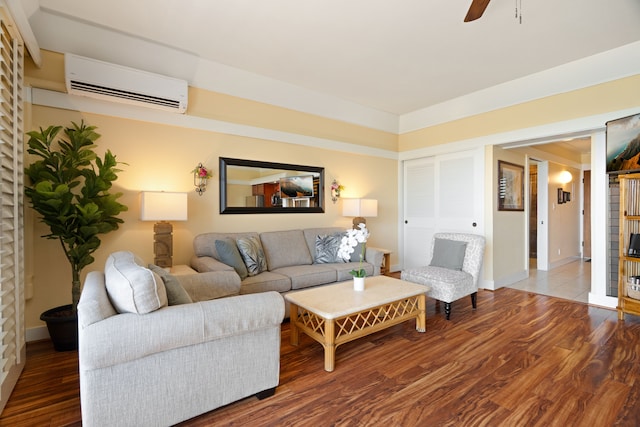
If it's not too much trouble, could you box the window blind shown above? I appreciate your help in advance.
[0,13,24,412]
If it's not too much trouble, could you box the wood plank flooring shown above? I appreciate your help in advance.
[2,287,640,426]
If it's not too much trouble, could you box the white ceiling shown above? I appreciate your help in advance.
[21,0,640,123]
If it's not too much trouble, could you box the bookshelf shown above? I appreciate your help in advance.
[617,173,640,320]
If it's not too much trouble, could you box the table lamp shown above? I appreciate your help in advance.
[140,191,188,268]
[342,198,378,229]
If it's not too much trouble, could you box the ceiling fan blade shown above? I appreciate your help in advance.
[464,0,491,22]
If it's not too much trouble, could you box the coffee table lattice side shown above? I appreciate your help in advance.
[290,294,425,371]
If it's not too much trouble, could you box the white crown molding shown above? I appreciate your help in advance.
[399,41,640,134]
[190,57,400,134]
[398,107,640,161]
[31,88,399,161]
[28,7,640,137]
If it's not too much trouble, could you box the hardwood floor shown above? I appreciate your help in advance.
[3,287,640,426]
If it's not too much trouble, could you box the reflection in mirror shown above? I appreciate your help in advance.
[219,157,325,214]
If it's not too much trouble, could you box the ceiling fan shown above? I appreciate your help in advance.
[464,0,491,22]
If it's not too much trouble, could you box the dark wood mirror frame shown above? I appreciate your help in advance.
[219,157,325,214]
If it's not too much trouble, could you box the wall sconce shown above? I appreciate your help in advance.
[192,163,212,195]
[140,191,188,268]
[330,179,344,204]
[342,198,378,228]
[559,171,573,184]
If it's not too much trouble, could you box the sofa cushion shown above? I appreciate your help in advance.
[239,271,292,294]
[260,230,312,270]
[272,264,337,290]
[215,238,249,280]
[237,235,268,276]
[314,232,345,264]
[334,261,374,281]
[430,238,467,271]
[148,264,193,306]
[105,251,168,314]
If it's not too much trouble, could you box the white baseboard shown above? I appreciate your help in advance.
[489,270,529,290]
[26,325,50,343]
[588,293,617,309]
[549,256,581,270]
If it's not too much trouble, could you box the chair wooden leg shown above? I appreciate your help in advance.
[444,302,451,320]
[256,387,276,400]
[471,292,477,309]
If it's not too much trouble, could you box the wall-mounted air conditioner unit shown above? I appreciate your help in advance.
[64,53,188,113]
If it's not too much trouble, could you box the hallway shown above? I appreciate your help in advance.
[506,259,591,304]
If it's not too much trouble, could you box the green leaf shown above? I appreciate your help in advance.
[23,120,127,310]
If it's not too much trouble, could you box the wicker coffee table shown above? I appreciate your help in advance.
[285,275,427,372]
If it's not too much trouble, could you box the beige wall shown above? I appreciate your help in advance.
[398,74,640,151]
[24,53,399,330]
[491,146,528,285]
[547,163,582,265]
[23,49,640,329]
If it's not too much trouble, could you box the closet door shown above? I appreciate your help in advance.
[403,149,484,269]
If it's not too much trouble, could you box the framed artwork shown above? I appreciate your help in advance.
[606,112,640,174]
[498,160,524,211]
[279,175,314,198]
[558,188,565,204]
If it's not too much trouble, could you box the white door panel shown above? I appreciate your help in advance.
[403,149,484,270]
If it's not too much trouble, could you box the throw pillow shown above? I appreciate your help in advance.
[236,235,268,276]
[350,241,366,263]
[215,238,249,280]
[430,238,467,270]
[104,251,168,314]
[148,264,193,306]
[315,233,345,264]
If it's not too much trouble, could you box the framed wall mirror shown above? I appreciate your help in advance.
[219,157,325,214]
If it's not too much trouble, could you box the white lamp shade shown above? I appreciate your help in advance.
[342,198,378,217]
[140,191,188,221]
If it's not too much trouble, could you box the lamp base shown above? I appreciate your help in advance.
[352,217,367,229]
[153,221,173,267]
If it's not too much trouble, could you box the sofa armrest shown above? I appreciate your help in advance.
[79,291,285,370]
[190,255,235,273]
[176,271,241,302]
[365,247,384,276]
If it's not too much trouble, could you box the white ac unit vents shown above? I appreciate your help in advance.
[64,54,188,113]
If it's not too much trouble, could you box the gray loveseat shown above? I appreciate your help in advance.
[190,227,384,313]
[78,251,285,427]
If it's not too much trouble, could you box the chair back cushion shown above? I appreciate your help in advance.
[430,238,467,270]
[431,233,485,285]
[260,230,312,270]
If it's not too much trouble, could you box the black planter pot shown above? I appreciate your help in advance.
[40,304,78,352]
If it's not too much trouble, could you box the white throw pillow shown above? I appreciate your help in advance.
[105,251,168,314]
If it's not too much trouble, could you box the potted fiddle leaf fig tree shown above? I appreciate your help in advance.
[24,121,127,351]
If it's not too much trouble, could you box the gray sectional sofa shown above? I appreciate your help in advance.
[78,251,285,427]
[190,227,385,311]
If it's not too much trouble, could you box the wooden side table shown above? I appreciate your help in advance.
[370,247,391,275]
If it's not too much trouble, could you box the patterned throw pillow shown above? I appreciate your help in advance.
[236,235,268,276]
[315,233,345,264]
